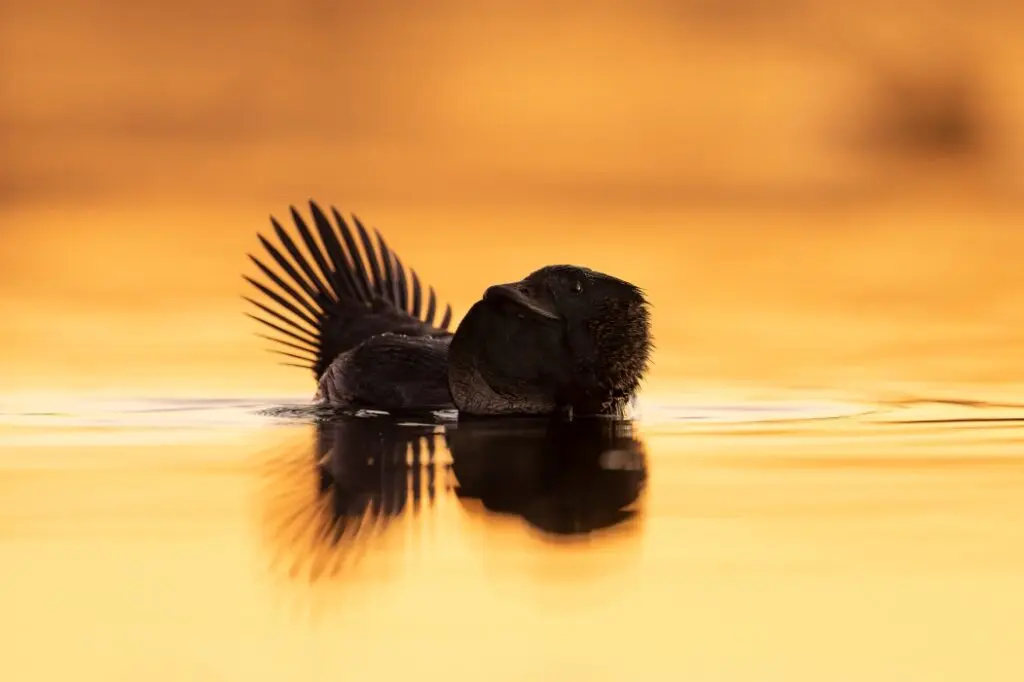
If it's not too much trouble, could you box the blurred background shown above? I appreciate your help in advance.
[1,0,1021,401]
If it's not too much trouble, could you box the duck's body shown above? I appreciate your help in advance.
[245,202,651,417]
[315,333,453,411]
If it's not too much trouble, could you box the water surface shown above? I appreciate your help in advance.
[2,394,1022,681]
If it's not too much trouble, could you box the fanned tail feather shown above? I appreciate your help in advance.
[243,201,455,379]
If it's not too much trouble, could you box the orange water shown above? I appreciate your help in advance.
[1,397,1022,681]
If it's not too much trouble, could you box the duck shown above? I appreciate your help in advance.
[243,201,652,418]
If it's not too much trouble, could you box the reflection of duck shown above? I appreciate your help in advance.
[258,415,649,583]
[259,416,444,583]
[446,418,647,537]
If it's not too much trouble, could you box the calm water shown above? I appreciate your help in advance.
[1,394,1023,681]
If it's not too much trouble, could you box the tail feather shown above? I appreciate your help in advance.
[276,214,339,303]
[439,302,453,330]
[267,218,335,304]
[244,200,455,379]
[410,270,423,319]
[345,212,383,299]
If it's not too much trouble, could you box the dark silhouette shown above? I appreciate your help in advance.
[447,417,648,536]
[259,415,444,582]
[449,266,651,417]
[242,202,454,382]
[243,201,652,417]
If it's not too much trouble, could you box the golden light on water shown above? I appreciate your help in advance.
[1,1,1023,680]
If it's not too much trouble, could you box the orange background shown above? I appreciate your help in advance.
[1,1,1021,400]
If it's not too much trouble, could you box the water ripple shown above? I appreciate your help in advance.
[0,392,1021,433]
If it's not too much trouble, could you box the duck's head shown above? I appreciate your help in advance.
[447,265,652,417]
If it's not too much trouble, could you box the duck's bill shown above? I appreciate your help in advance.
[483,282,561,321]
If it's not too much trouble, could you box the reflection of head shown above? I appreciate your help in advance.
[446,418,647,536]
[258,417,444,583]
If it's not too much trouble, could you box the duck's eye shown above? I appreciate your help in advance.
[572,281,582,294]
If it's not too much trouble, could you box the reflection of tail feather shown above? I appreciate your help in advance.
[258,419,448,584]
